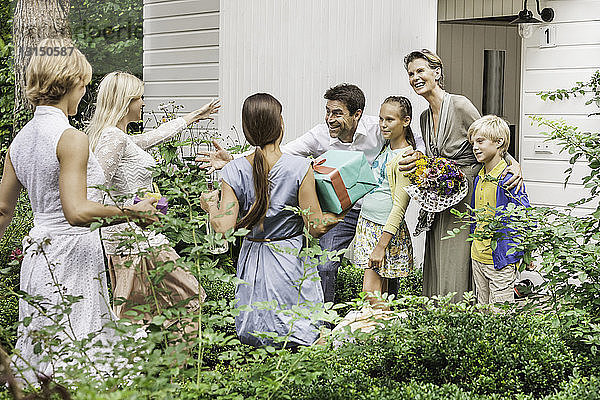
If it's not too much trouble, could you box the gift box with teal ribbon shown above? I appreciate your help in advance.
[312,150,378,214]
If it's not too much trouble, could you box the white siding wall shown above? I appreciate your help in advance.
[219,0,438,143]
[143,0,219,119]
[520,0,600,210]
[218,0,437,268]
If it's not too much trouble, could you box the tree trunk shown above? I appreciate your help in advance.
[12,0,70,135]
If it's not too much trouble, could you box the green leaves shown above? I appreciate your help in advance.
[538,71,600,117]
[69,0,143,76]
[151,315,167,326]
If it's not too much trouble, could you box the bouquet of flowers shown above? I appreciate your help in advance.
[404,156,468,234]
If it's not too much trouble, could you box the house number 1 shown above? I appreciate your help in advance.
[540,25,556,48]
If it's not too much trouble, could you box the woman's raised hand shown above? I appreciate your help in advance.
[183,99,221,125]
[196,140,233,173]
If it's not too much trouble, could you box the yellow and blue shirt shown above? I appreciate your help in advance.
[471,160,507,263]
[470,160,531,269]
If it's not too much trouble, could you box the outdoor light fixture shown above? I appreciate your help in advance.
[517,24,534,39]
[534,0,555,23]
[511,0,555,39]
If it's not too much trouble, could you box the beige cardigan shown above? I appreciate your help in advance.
[420,93,480,167]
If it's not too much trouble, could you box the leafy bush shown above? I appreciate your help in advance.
[0,38,14,145]
[293,380,517,400]
[186,303,573,399]
[0,390,12,400]
[0,2,14,144]
[11,375,600,400]
[0,192,32,348]
[0,6,31,144]
[335,260,364,304]
[70,0,143,77]
[545,375,600,400]
[335,261,423,304]
[292,310,573,398]
[397,265,423,296]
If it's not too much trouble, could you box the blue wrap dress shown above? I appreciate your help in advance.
[219,153,324,347]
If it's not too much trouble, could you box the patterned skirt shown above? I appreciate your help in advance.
[353,216,414,278]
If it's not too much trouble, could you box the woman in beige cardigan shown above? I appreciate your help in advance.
[398,49,523,301]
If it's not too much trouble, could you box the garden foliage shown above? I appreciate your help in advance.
[70,0,143,78]
[0,52,600,398]
[451,71,600,372]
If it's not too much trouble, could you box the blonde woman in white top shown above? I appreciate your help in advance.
[0,39,157,382]
[87,71,218,320]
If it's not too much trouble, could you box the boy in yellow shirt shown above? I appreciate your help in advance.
[468,115,530,306]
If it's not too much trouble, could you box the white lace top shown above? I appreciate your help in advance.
[94,117,186,254]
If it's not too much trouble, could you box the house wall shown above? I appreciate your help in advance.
[437,24,521,156]
[218,0,438,143]
[143,0,220,120]
[143,0,438,142]
[142,0,439,268]
[519,0,600,210]
[438,0,522,21]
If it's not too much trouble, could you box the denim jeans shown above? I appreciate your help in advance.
[318,207,360,303]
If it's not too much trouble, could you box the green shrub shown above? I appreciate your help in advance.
[200,273,236,304]
[0,192,32,347]
[0,390,12,400]
[193,305,574,399]
[397,266,423,296]
[545,375,600,400]
[293,310,573,398]
[335,260,364,304]
[291,377,600,400]
[0,192,32,266]
[302,380,524,400]
[373,381,512,400]
[558,323,600,378]
[42,374,600,400]
[335,261,423,304]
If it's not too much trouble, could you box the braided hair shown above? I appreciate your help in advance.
[381,96,416,150]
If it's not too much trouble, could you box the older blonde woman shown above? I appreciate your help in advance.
[0,39,156,381]
[86,72,218,321]
[399,49,523,302]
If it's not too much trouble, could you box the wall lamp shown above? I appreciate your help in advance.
[511,0,555,38]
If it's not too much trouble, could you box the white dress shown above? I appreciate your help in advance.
[10,106,115,381]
